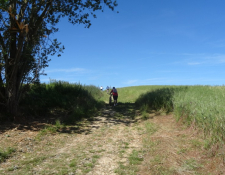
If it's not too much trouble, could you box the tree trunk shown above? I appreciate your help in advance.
[6,86,18,118]
[5,1,19,119]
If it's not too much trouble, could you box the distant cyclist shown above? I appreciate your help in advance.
[110,87,118,106]
[106,86,109,93]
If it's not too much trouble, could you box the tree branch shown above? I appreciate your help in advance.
[33,0,53,34]
[0,33,6,53]
[18,1,29,24]
[0,6,20,30]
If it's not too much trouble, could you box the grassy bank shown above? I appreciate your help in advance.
[173,86,225,144]
[134,85,225,145]
[20,80,104,124]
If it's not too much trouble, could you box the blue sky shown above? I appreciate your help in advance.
[40,0,225,89]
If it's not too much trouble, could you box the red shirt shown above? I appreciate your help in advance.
[111,89,118,96]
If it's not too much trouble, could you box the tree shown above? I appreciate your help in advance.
[0,0,118,118]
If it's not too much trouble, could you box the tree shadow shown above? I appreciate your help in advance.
[56,102,140,135]
[0,102,141,135]
[135,86,189,114]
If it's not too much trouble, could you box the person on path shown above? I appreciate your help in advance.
[100,86,103,91]
[110,87,118,106]
[106,86,109,93]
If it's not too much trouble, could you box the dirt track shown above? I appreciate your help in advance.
[0,104,225,174]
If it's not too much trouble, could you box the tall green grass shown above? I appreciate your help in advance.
[135,85,225,144]
[20,80,104,123]
[100,85,168,103]
[173,86,225,144]
[135,86,187,113]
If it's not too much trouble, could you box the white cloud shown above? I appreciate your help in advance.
[170,53,225,66]
[201,54,225,64]
[45,68,87,73]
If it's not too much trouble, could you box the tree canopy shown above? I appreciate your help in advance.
[0,0,118,118]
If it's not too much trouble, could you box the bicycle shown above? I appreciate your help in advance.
[109,94,113,106]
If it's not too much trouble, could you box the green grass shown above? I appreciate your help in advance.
[121,85,225,146]
[135,86,187,113]
[69,159,77,167]
[172,86,225,144]
[101,85,168,103]
[20,80,104,123]
[0,147,16,163]
[115,150,143,174]
[128,150,144,165]
[181,158,203,171]
[190,139,203,148]
[114,120,157,175]
[21,156,47,166]
[36,119,66,139]
[146,120,157,131]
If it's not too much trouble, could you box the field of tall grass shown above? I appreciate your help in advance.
[134,85,225,145]
[173,86,225,144]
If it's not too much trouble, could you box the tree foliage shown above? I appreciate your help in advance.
[0,0,118,118]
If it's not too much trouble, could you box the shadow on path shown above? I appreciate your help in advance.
[0,102,140,135]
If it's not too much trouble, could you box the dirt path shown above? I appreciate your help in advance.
[0,104,225,174]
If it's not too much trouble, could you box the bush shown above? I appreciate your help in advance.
[20,80,104,123]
